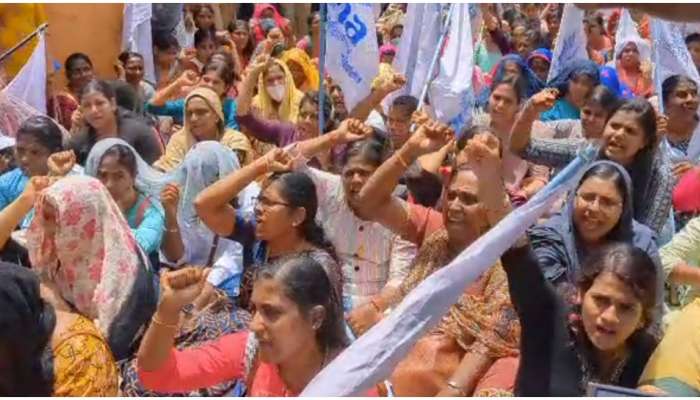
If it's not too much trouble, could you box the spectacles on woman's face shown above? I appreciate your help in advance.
[575,191,623,213]
[255,195,290,209]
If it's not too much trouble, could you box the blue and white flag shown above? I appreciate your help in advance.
[383,3,443,111]
[428,4,474,132]
[651,18,700,161]
[547,3,588,82]
[325,3,379,110]
[3,31,47,114]
[300,145,599,397]
[122,4,155,84]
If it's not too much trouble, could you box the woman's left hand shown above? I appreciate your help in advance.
[346,302,382,336]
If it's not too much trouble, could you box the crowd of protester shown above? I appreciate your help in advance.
[4,2,700,397]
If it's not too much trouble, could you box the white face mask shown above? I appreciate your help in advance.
[266,84,286,102]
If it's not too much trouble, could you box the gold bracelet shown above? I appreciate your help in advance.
[395,152,411,169]
[151,314,178,330]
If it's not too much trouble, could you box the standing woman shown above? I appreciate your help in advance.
[68,80,163,164]
[25,176,157,361]
[85,138,165,260]
[154,87,253,172]
[502,241,659,396]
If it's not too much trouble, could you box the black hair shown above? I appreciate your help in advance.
[101,144,138,178]
[204,57,237,87]
[578,243,658,328]
[405,163,444,208]
[194,27,217,49]
[491,74,527,104]
[585,85,622,118]
[307,11,320,30]
[228,20,255,58]
[117,51,143,66]
[585,14,605,31]
[16,116,64,153]
[0,264,56,396]
[391,95,419,116]
[81,79,116,102]
[575,163,631,240]
[64,52,93,80]
[266,171,335,257]
[192,4,215,29]
[152,32,180,52]
[255,255,347,351]
[456,124,501,154]
[299,90,333,133]
[662,74,699,108]
[107,80,140,113]
[685,32,700,46]
[342,135,389,168]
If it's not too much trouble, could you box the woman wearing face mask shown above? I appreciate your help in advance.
[528,162,663,328]
[117,51,156,105]
[68,80,162,165]
[250,3,289,43]
[614,38,653,98]
[147,59,240,130]
[352,122,521,396]
[154,87,253,172]
[85,139,165,260]
[280,47,320,92]
[248,56,304,123]
[502,240,658,395]
[540,59,600,122]
[511,96,674,235]
[136,257,375,396]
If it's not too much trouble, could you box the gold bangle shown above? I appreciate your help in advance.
[151,314,178,330]
[395,152,410,169]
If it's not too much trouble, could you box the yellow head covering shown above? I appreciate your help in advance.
[280,47,320,91]
[154,87,253,171]
[251,58,304,123]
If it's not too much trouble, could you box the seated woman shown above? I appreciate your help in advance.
[287,119,417,312]
[183,28,218,74]
[639,298,700,396]
[511,95,674,235]
[280,47,320,92]
[154,87,253,172]
[194,148,343,310]
[502,241,659,396]
[0,262,118,396]
[659,214,700,314]
[68,80,163,164]
[85,138,165,260]
[540,59,600,122]
[117,51,156,105]
[236,55,335,165]
[528,161,664,330]
[477,53,544,107]
[526,48,552,83]
[136,258,378,396]
[659,75,699,178]
[22,175,157,361]
[249,57,304,123]
[146,59,240,130]
[352,122,520,396]
[47,52,93,131]
[613,38,653,98]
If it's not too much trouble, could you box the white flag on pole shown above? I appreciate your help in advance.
[122,4,155,83]
[325,4,379,111]
[651,18,700,161]
[3,31,47,114]
[428,4,474,132]
[547,3,588,82]
[383,3,443,111]
[301,145,599,397]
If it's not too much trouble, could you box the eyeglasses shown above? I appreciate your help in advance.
[575,191,622,212]
[255,196,290,209]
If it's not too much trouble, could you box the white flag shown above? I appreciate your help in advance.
[325,4,379,110]
[428,4,474,132]
[383,3,443,111]
[3,31,47,114]
[547,4,588,82]
[301,146,599,397]
[122,4,155,83]
[651,18,700,161]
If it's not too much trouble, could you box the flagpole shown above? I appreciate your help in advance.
[416,4,456,111]
[0,23,48,65]
[318,4,328,133]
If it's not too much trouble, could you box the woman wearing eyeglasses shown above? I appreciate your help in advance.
[527,161,663,331]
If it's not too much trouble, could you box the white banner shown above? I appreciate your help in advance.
[428,3,474,132]
[301,145,599,397]
[122,4,155,84]
[3,31,47,114]
[383,3,443,111]
[547,3,588,82]
[325,3,379,111]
